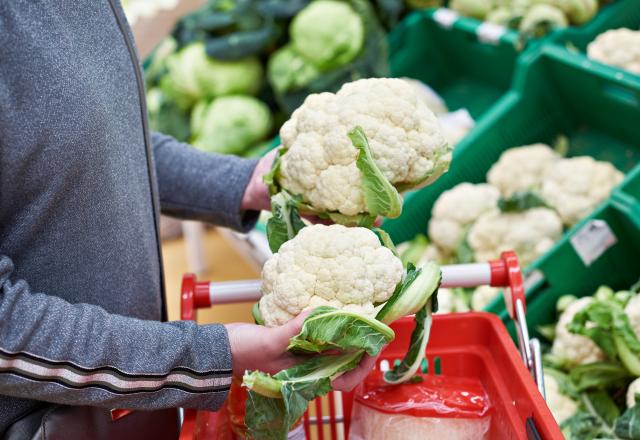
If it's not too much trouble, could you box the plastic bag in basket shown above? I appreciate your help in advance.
[349,371,491,439]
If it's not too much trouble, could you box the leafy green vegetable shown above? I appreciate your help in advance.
[497,191,548,213]
[570,362,630,392]
[252,302,265,325]
[376,262,441,325]
[263,148,285,196]
[454,230,475,264]
[562,391,621,439]
[569,297,640,376]
[266,192,306,253]
[384,298,434,384]
[398,234,429,267]
[537,324,556,341]
[146,88,192,142]
[373,228,398,257]
[244,351,363,439]
[615,396,640,439]
[287,306,394,355]
[349,126,402,219]
[190,96,273,155]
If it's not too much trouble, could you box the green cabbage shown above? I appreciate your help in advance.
[191,95,272,155]
[290,0,365,70]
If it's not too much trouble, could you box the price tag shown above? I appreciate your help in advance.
[433,8,459,29]
[288,425,307,440]
[477,22,507,45]
[570,220,617,266]
[523,270,545,292]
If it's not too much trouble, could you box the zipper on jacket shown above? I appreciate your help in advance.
[107,0,168,321]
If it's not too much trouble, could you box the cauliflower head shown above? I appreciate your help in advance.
[551,297,605,367]
[278,78,451,217]
[587,28,640,75]
[541,156,624,226]
[486,144,559,197]
[428,183,500,255]
[627,377,640,408]
[468,207,563,266]
[259,224,404,327]
[544,371,578,425]
[471,286,500,311]
[625,294,640,339]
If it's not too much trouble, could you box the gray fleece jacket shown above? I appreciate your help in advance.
[0,0,260,433]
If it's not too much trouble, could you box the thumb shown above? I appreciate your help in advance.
[272,309,312,347]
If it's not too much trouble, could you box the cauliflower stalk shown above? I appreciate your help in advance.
[587,28,640,75]
[541,156,624,226]
[267,78,451,226]
[428,183,500,256]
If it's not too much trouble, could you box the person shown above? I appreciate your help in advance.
[0,2,374,437]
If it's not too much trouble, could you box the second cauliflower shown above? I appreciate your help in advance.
[260,224,405,327]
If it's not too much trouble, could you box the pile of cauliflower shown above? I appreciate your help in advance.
[274,77,452,221]
[400,142,624,311]
[540,286,640,436]
[587,28,640,76]
[449,0,601,37]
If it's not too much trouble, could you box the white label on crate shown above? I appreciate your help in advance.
[477,22,507,45]
[288,425,306,440]
[524,270,545,292]
[433,8,459,29]
[570,220,617,266]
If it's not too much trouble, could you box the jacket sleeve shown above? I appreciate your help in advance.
[151,131,260,232]
[0,254,233,411]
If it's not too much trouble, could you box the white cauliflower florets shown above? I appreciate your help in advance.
[587,28,640,75]
[541,156,624,226]
[486,144,559,197]
[471,286,501,311]
[435,288,455,314]
[627,377,640,408]
[428,183,500,255]
[544,372,578,425]
[279,78,451,216]
[625,294,640,339]
[260,224,404,327]
[551,297,605,367]
[468,207,563,266]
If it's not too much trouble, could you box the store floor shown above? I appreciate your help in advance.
[162,227,258,324]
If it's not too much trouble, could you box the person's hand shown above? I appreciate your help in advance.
[225,310,380,391]
[225,310,308,376]
[332,353,379,392]
[241,149,277,212]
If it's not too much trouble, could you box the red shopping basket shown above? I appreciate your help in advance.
[175,252,562,439]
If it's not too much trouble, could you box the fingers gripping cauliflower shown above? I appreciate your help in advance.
[278,78,452,218]
[486,144,559,197]
[541,156,624,226]
[468,207,563,266]
[551,297,605,367]
[587,28,640,75]
[428,183,500,255]
[259,224,404,327]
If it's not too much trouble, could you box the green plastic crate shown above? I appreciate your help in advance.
[389,9,518,118]
[383,44,640,311]
[549,0,640,52]
[502,198,640,339]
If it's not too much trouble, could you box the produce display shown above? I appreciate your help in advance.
[143,0,395,157]
[541,282,640,438]
[398,142,623,311]
[449,0,603,38]
[587,28,640,75]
